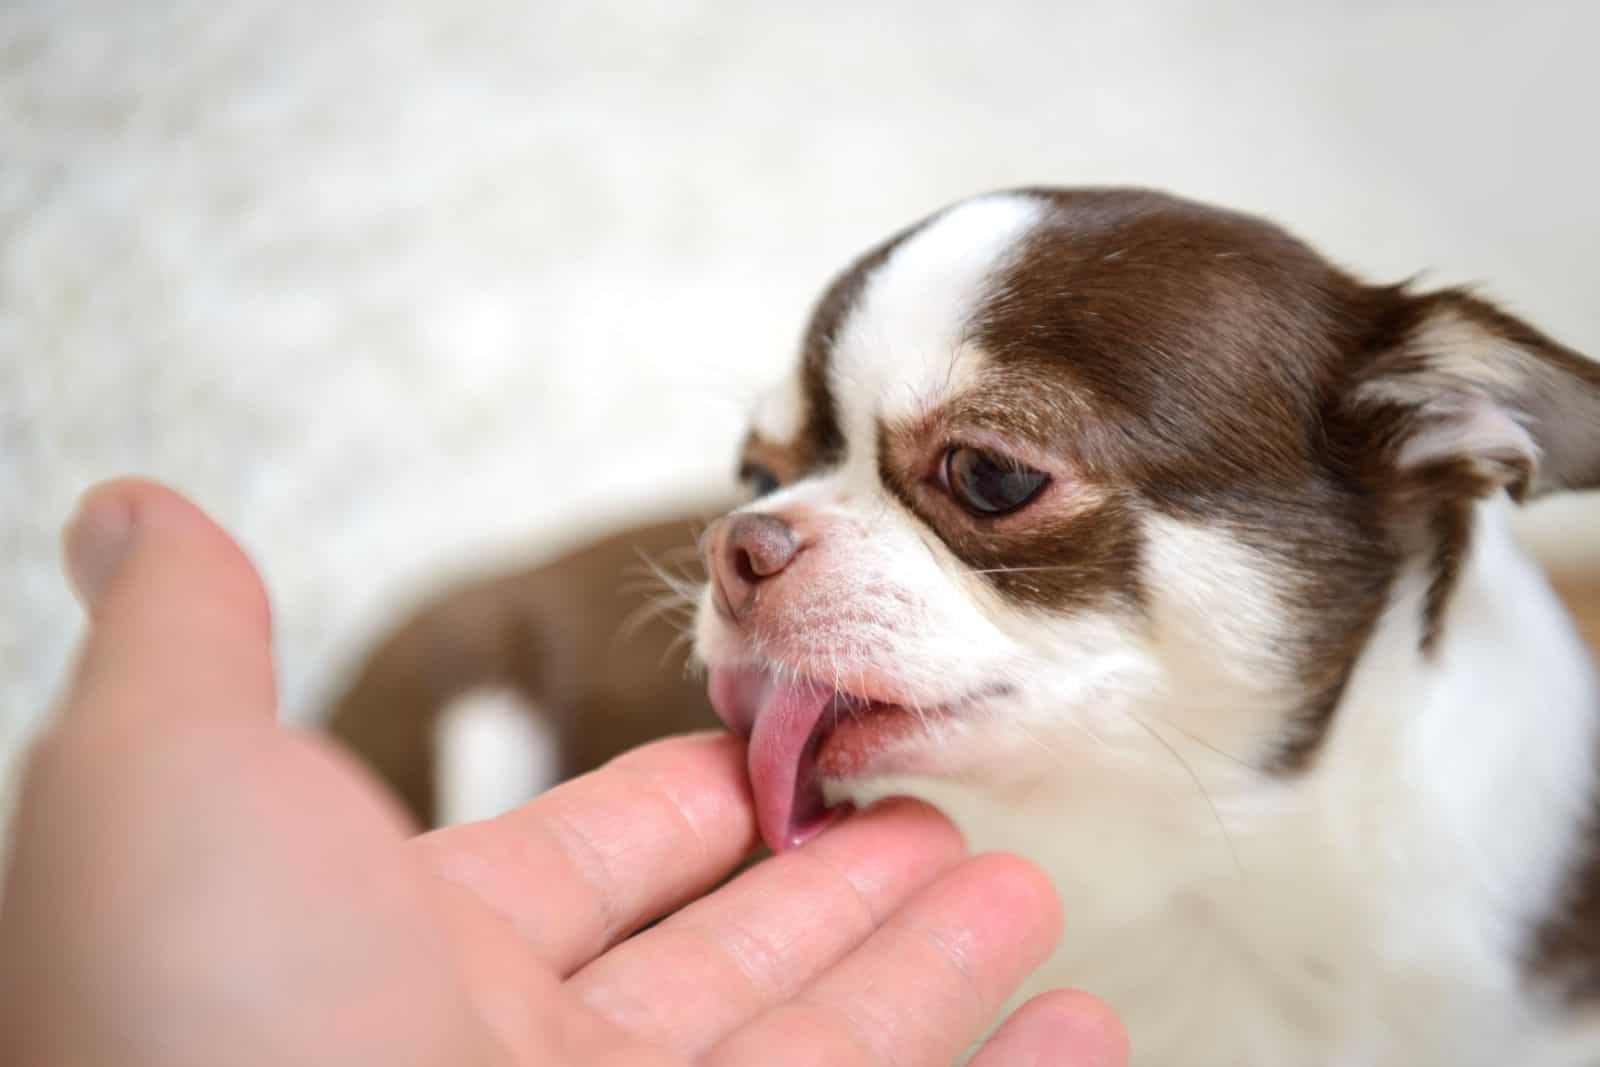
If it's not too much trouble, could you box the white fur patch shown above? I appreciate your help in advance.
[831,194,1046,435]
[1138,514,1300,757]
[750,366,805,445]
[434,686,562,826]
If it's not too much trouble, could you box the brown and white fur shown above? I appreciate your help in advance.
[693,188,1600,1065]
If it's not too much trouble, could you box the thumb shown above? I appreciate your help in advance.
[60,478,277,730]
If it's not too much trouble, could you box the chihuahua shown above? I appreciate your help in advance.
[694,188,1600,1065]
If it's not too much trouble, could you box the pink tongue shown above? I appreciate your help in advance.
[708,668,845,852]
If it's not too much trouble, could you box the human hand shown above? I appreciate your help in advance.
[0,479,1127,1066]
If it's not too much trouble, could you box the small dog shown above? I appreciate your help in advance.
[693,188,1600,1065]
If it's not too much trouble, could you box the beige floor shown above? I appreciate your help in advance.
[2,1,1597,812]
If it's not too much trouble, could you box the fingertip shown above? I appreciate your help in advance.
[1029,990,1130,1066]
[972,989,1130,1067]
[65,478,272,635]
[62,481,138,609]
[967,851,1065,952]
[58,478,278,729]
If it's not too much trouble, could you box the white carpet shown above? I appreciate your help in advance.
[3,0,1597,814]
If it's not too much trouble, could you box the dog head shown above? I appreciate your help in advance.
[694,188,1600,853]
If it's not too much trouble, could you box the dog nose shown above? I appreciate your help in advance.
[708,512,800,622]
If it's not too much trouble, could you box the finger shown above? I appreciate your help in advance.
[58,478,277,731]
[968,990,1130,1067]
[415,732,760,975]
[568,797,965,1057]
[706,853,1062,1067]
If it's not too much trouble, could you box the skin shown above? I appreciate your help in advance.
[0,479,1128,1067]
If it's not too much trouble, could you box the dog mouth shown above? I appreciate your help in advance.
[708,664,978,852]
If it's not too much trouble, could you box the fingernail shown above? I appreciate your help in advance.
[63,490,137,609]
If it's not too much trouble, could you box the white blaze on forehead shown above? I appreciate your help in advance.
[831,194,1047,441]
[750,366,805,445]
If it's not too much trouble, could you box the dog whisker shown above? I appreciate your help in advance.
[1128,710,1244,879]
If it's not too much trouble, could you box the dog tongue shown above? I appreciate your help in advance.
[709,668,845,852]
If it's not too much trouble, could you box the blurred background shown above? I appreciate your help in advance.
[3,1,1598,824]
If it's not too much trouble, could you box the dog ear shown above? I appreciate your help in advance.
[1352,287,1600,503]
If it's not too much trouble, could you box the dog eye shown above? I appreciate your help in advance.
[739,462,781,498]
[943,447,1048,516]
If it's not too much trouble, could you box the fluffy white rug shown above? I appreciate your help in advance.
[3,0,1596,824]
